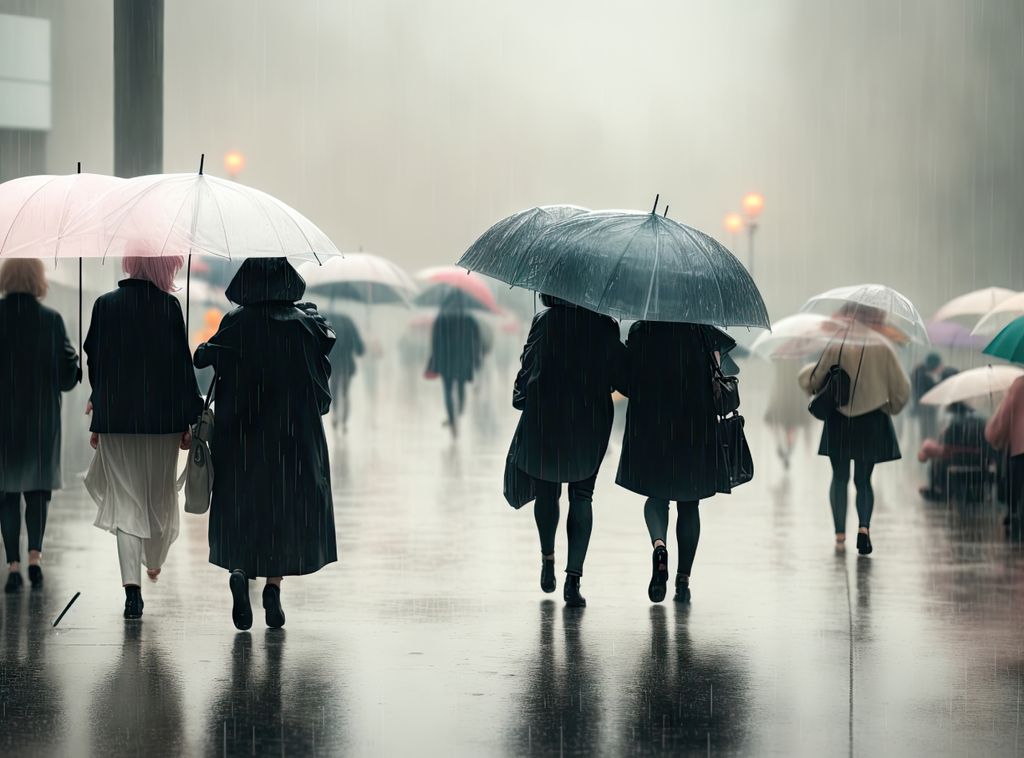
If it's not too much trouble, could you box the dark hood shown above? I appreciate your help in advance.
[225,258,306,306]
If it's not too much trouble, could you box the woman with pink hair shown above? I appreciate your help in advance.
[84,252,202,620]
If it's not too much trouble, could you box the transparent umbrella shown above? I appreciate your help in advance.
[800,284,929,345]
[298,253,418,306]
[751,313,894,360]
[459,204,769,328]
[413,266,502,313]
[932,287,1017,324]
[920,364,1024,411]
[972,291,1024,336]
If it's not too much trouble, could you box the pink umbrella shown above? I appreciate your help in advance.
[414,266,502,314]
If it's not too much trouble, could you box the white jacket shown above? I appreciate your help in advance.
[799,341,910,418]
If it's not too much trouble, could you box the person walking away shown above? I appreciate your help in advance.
[509,294,626,607]
[0,259,81,593]
[616,322,735,604]
[327,311,364,433]
[765,358,812,470]
[428,290,484,438]
[194,258,337,630]
[799,309,910,555]
[910,353,942,441]
[985,374,1024,536]
[84,252,201,618]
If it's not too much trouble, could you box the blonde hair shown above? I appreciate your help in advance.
[0,258,48,298]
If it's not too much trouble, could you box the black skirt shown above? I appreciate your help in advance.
[818,409,901,463]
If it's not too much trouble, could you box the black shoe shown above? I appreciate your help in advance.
[648,546,668,603]
[564,575,586,607]
[262,584,286,629]
[673,575,691,604]
[856,532,873,555]
[4,572,23,594]
[123,585,144,619]
[540,559,556,593]
[28,565,43,588]
[229,570,253,631]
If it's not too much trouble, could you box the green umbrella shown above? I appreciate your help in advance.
[982,315,1024,364]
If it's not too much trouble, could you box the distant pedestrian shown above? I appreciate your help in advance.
[910,353,942,440]
[918,401,991,502]
[194,258,337,630]
[509,294,626,607]
[84,253,202,619]
[615,321,735,604]
[0,258,81,593]
[427,290,484,438]
[800,306,911,555]
[986,374,1024,535]
[327,312,364,433]
[765,358,813,469]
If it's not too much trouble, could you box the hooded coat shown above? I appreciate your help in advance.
[0,294,81,491]
[194,259,337,577]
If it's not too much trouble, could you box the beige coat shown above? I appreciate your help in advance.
[799,341,910,418]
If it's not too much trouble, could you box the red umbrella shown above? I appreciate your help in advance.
[414,266,502,314]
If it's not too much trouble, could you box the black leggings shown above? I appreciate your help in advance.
[643,499,700,577]
[533,473,597,577]
[442,375,466,428]
[330,371,354,425]
[829,456,875,532]
[1,491,50,565]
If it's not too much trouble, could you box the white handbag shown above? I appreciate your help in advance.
[179,377,215,515]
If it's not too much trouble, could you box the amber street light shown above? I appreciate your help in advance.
[223,150,246,179]
[740,192,765,278]
[723,212,744,252]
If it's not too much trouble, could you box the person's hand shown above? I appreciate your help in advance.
[180,429,192,450]
[85,400,93,415]
[89,432,99,450]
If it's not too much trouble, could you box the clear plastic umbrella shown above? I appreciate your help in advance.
[972,291,1024,336]
[800,283,929,345]
[413,266,502,313]
[919,364,1024,410]
[459,205,769,328]
[932,287,1017,324]
[298,253,418,306]
[751,313,894,360]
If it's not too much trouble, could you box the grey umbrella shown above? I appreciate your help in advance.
[458,205,770,329]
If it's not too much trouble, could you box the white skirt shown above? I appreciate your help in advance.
[84,433,182,569]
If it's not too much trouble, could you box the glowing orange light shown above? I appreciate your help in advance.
[223,151,246,177]
[741,192,765,219]
[723,212,744,234]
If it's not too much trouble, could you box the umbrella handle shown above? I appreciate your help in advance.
[78,258,83,382]
[186,254,192,335]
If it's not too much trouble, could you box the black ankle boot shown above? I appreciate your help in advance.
[123,585,144,619]
[262,584,286,629]
[229,570,253,631]
[540,558,556,593]
[648,546,668,603]
[856,532,873,555]
[564,575,586,607]
[28,565,43,587]
[673,574,691,604]
[5,571,23,594]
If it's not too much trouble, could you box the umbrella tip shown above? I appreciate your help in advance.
[651,194,660,214]
[76,161,81,174]
[198,154,205,175]
[663,205,669,218]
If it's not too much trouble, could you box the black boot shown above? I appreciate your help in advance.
[564,575,586,608]
[540,558,556,593]
[673,574,691,604]
[123,585,144,619]
[856,532,873,555]
[262,584,286,629]
[229,570,253,631]
[648,546,668,603]
[4,571,23,594]
[28,564,43,588]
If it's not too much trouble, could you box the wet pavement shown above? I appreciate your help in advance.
[2,361,1023,757]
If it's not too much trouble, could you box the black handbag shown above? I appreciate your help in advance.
[503,418,536,509]
[716,413,754,494]
[701,329,740,416]
[807,338,865,421]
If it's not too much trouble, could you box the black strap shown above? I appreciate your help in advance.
[203,372,217,411]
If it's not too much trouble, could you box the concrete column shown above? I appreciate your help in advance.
[113,0,163,177]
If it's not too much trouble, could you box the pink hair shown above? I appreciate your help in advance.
[122,254,185,293]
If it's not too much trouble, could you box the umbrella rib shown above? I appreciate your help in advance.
[102,179,184,260]
[640,221,662,319]
[592,219,647,317]
[155,188,198,259]
[204,182,233,259]
[679,224,728,326]
[262,191,319,258]
[0,175,60,255]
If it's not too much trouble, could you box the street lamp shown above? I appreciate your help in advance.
[223,150,245,179]
[723,212,744,252]
[741,192,764,278]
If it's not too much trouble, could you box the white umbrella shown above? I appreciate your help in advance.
[932,287,1017,323]
[299,253,418,306]
[800,283,929,345]
[919,364,1024,409]
[972,291,1024,336]
[751,313,894,359]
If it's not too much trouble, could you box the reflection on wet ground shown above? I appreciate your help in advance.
[1,362,1022,756]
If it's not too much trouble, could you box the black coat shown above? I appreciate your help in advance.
[510,305,626,484]
[0,294,80,491]
[327,313,364,379]
[84,279,202,434]
[616,322,734,502]
[194,301,337,577]
[429,310,483,382]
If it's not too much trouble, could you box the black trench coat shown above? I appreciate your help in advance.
[510,304,626,484]
[616,322,735,502]
[0,294,80,491]
[429,310,483,382]
[194,262,337,577]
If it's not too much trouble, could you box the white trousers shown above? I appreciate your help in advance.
[116,528,166,586]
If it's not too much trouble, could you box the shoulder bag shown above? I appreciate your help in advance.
[179,374,216,515]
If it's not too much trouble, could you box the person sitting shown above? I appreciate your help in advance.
[918,402,992,501]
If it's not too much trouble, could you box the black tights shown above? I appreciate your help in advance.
[442,375,466,429]
[1,491,50,565]
[643,498,700,576]
[829,456,875,532]
[533,474,596,577]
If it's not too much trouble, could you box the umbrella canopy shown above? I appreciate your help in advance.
[63,171,339,261]
[932,287,1017,323]
[457,205,588,283]
[926,320,989,350]
[982,315,1024,364]
[460,207,769,328]
[299,253,417,306]
[751,313,894,359]
[413,266,501,313]
[919,364,1024,408]
[800,283,929,345]
[0,173,124,258]
[973,291,1024,336]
